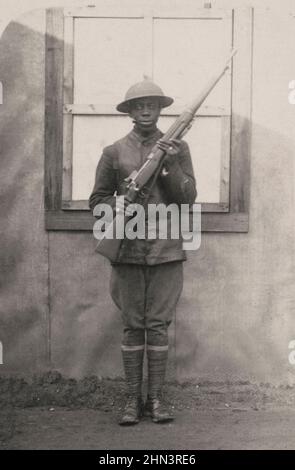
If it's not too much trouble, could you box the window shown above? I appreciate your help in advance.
[45,4,252,232]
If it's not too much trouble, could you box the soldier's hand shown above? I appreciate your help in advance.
[157,138,181,165]
[115,196,134,217]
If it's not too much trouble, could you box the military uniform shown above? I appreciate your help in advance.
[89,79,197,424]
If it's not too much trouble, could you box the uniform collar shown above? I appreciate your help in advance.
[128,127,163,146]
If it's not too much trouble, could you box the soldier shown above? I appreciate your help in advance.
[89,78,197,425]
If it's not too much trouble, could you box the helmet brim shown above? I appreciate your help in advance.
[116,95,174,114]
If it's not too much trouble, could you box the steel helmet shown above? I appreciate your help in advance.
[116,78,174,113]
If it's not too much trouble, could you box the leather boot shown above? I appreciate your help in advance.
[119,395,144,425]
[145,345,174,423]
[119,345,144,425]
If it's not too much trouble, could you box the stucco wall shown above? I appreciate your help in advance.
[0,2,295,384]
[0,11,49,374]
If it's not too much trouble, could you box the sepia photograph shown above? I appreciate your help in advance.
[0,0,295,459]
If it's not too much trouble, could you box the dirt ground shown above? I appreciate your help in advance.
[1,372,295,450]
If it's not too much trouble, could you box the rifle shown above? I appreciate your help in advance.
[94,49,237,262]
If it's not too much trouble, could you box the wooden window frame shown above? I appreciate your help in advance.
[45,6,252,232]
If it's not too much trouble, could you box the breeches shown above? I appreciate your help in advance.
[110,262,183,346]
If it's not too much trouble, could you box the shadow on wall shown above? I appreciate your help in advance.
[0,12,295,385]
[0,18,44,285]
[0,14,49,374]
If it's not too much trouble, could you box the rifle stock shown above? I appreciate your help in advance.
[94,209,127,262]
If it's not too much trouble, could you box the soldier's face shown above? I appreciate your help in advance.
[129,97,161,132]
